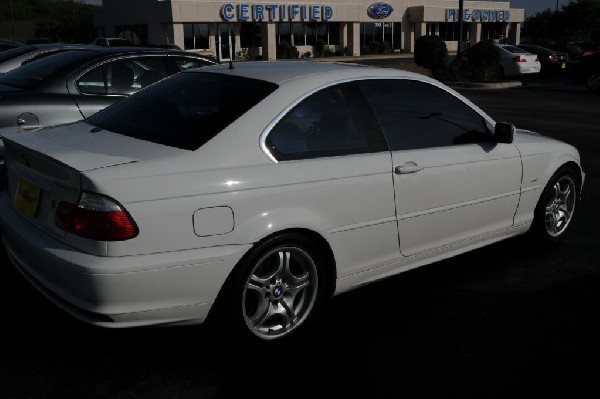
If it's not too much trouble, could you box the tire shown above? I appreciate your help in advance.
[530,166,579,244]
[218,233,327,342]
[585,73,600,92]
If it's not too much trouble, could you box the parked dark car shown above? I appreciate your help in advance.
[0,43,95,75]
[0,47,216,131]
[536,43,588,61]
[90,37,135,47]
[570,52,600,92]
[0,39,23,52]
[516,44,569,76]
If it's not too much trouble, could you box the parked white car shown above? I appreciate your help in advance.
[0,62,583,341]
[496,44,541,76]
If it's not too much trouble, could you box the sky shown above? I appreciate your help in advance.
[80,0,574,18]
[509,0,572,16]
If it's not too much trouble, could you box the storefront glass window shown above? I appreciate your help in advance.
[293,23,305,46]
[361,22,400,52]
[183,23,209,50]
[305,22,328,45]
[241,23,262,48]
[277,22,292,45]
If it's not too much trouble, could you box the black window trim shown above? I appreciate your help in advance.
[261,79,389,163]
[260,77,495,162]
[357,77,495,151]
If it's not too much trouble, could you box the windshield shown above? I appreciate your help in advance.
[88,72,279,150]
[0,50,98,89]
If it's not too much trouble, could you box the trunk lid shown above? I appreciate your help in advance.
[2,122,180,238]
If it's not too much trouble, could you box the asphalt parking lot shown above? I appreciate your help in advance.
[1,71,599,398]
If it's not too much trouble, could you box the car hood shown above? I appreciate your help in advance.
[1,122,185,172]
[513,128,576,156]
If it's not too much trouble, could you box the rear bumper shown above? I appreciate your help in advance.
[0,193,251,327]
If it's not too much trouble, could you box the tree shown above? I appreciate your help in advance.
[34,1,97,43]
[414,35,448,76]
[523,0,600,44]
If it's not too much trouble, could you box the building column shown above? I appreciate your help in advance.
[471,22,481,45]
[502,23,510,42]
[233,23,241,55]
[513,22,521,44]
[403,21,414,52]
[339,22,348,54]
[261,22,276,60]
[169,23,185,50]
[347,22,360,56]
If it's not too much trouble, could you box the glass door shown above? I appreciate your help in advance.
[217,24,233,62]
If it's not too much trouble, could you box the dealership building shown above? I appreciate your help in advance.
[93,0,525,61]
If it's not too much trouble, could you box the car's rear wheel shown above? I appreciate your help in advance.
[585,73,600,92]
[531,166,579,244]
[220,233,326,341]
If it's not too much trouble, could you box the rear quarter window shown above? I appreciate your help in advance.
[87,72,278,150]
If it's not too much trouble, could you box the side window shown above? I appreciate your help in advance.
[359,80,490,151]
[171,56,213,72]
[77,66,106,94]
[266,83,383,161]
[78,57,170,95]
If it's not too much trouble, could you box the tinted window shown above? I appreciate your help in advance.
[87,72,278,150]
[0,50,98,89]
[359,80,489,150]
[171,56,213,71]
[78,57,170,95]
[267,83,383,160]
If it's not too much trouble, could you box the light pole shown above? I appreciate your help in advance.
[457,0,464,60]
[9,0,16,40]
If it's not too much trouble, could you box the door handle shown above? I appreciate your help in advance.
[394,162,423,175]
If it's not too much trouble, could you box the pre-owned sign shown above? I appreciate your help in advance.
[446,9,511,23]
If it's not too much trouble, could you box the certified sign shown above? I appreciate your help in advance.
[367,3,394,19]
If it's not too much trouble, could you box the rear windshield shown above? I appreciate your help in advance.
[0,50,98,89]
[87,72,279,150]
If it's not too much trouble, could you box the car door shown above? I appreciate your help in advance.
[358,79,522,256]
[71,56,171,119]
[264,82,400,277]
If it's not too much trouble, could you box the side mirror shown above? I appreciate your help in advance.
[494,122,515,144]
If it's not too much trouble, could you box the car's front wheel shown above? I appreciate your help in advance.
[531,166,579,244]
[585,73,600,92]
[220,233,327,342]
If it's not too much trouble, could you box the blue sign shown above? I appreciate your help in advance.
[221,3,333,21]
[367,3,394,20]
[446,8,511,23]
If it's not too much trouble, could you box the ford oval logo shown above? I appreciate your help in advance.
[368,3,394,19]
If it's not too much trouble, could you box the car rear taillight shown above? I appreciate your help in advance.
[513,56,527,63]
[55,192,138,241]
[549,55,558,62]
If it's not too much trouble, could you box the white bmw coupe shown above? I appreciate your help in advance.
[0,61,583,341]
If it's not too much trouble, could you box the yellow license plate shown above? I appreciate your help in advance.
[14,178,41,218]
[561,63,566,69]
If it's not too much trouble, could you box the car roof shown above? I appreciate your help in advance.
[191,61,426,85]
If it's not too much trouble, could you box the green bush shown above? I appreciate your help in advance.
[313,39,326,57]
[414,35,448,74]
[277,41,299,59]
[465,40,501,81]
